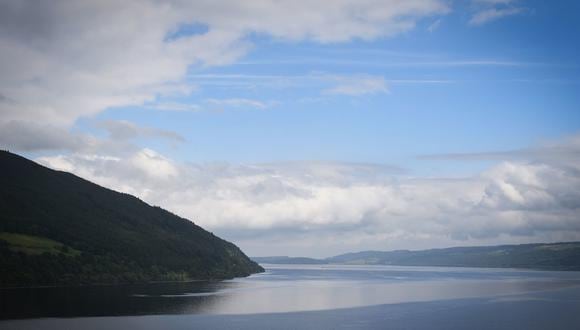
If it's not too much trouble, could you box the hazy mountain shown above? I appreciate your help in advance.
[251,256,327,264]
[0,150,263,287]
[254,242,580,270]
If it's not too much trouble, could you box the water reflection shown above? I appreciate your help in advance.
[1,264,579,319]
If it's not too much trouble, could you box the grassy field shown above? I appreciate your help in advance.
[0,232,80,257]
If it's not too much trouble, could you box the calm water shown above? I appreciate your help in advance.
[2,264,580,329]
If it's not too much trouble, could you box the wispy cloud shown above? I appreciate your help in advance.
[205,98,276,109]
[145,102,201,112]
[427,19,442,32]
[419,134,580,165]
[469,0,525,26]
[96,120,185,143]
[473,0,516,5]
[235,58,534,68]
[470,7,524,25]
[189,73,452,95]
[323,75,389,96]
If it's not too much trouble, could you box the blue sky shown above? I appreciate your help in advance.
[84,0,580,176]
[1,0,580,256]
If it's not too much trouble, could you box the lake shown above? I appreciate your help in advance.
[1,264,580,329]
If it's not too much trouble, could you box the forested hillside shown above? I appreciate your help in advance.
[0,151,263,287]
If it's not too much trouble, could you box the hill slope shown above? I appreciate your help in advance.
[0,151,263,287]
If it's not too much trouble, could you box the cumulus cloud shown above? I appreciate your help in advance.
[38,149,180,196]
[0,0,448,127]
[36,134,580,256]
[478,162,580,212]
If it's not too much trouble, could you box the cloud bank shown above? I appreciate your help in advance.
[36,135,580,257]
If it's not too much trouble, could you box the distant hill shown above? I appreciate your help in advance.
[251,256,327,265]
[0,151,263,287]
[254,242,580,270]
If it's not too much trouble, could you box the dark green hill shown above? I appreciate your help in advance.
[0,150,263,287]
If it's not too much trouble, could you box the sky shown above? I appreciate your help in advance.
[1,0,579,257]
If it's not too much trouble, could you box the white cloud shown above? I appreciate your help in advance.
[130,148,180,180]
[35,134,580,256]
[0,0,448,127]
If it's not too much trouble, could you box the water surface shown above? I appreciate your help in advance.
[1,264,580,329]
